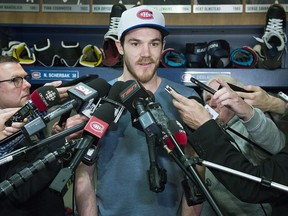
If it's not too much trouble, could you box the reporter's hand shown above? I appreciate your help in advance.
[44,80,71,101]
[51,121,65,135]
[0,108,20,131]
[2,122,25,137]
[65,114,89,141]
[236,85,271,112]
[213,79,253,121]
[237,85,286,115]
[0,108,26,140]
[170,90,210,130]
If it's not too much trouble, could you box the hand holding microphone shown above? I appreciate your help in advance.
[64,114,89,141]
[0,108,26,140]
[5,85,61,127]
[0,108,23,130]
[44,80,70,101]
[21,78,110,138]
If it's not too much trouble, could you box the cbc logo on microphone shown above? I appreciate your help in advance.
[45,90,58,101]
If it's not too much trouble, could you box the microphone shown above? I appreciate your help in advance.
[105,80,124,102]
[49,103,115,196]
[146,100,170,133]
[66,77,110,117]
[81,81,127,165]
[56,74,100,125]
[146,133,167,193]
[118,80,167,192]
[0,139,78,200]
[5,85,61,127]
[119,80,156,132]
[161,120,205,206]
[162,120,187,151]
[119,80,152,119]
[141,96,206,203]
[93,80,126,122]
[134,98,161,137]
[22,78,110,137]
[141,92,218,209]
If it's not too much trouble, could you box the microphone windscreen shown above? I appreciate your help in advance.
[31,86,60,111]
[92,103,115,124]
[86,78,110,98]
[188,96,205,106]
[107,81,125,102]
[164,120,187,150]
[119,80,151,117]
[84,103,115,138]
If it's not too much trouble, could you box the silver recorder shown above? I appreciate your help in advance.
[278,91,288,103]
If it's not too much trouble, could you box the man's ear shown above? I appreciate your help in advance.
[115,40,124,55]
[162,39,166,51]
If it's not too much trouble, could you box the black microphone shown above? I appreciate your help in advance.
[134,98,161,137]
[93,80,126,123]
[119,80,156,132]
[146,100,170,133]
[49,103,115,196]
[146,133,167,193]
[118,80,167,192]
[119,80,152,119]
[57,74,100,125]
[66,77,110,117]
[130,90,217,209]
[81,81,126,165]
[5,85,61,127]
[22,78,110,137]
[162,120,205,206]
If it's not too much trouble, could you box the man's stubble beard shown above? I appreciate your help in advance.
[124,56,159,84]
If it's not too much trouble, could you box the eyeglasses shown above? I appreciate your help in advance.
[0,75,30,88]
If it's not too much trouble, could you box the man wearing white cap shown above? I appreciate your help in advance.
[74,5,200,216]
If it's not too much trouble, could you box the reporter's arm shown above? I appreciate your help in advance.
[64,114,97,215]
[242,108,286,154]
[213,80,286,154]
[64,114,89,140]
[238,85,286,115]
[75,162,98,216]
[171,89,288,203]
[191,119,288,203]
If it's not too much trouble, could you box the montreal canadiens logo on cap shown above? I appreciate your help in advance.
[137,9,154,20]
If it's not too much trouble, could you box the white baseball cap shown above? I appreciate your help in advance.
[118,5,169,40]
